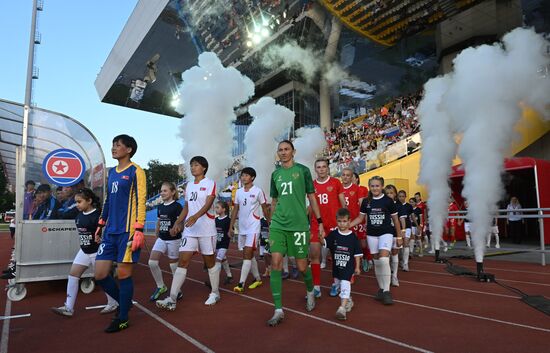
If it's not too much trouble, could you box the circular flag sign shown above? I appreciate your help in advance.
[42,149,86,186]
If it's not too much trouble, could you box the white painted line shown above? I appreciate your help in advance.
[414,260,550,275]
[0,299,11,353]
[134,302,215,353]
[0,313,30,320]
[85,300,137,310]
[136,261,432,352]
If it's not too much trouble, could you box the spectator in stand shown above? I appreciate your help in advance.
[23,180,35,220]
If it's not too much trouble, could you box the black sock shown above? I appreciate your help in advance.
[435,250,440,261]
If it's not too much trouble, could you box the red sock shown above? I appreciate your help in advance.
[311,263,321,286]
[363,247,372,261]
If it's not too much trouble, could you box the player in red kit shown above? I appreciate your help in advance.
[309,159,346,298]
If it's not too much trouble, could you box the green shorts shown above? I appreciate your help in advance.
[268,227,310,259]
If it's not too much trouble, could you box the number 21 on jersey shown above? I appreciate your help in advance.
[281,181,293,195]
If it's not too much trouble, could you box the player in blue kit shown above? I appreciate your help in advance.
[323,208,362,321]
[94,135,146,333]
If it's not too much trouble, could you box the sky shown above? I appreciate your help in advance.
[0,0,183,168]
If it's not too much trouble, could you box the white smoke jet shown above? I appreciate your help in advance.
[418,76,457,252]
[419,27,549,263]
[176,52,255,184]
[245,97,294,201]
[261,40,350,86]
[293,126,327,173]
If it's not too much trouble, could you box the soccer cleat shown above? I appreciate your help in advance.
[306,291,316,312]
[335,306,347,321]
[403,264,409,272]
[281,271,290,280]
[291,267,299,279]
[391,276,399,287]
[382,291,394,305]
[320,262,326,269]
[149,285,168,302]
[329,283,340,297]
[51,305,74,317]
[374,289,384,301]
[427,249,435,254]
[345,297,354,312]
[105,318,129,333]
[233,283,245,293]
[223,276,233,285]
[176,292,184,301]
[156,297,176,311]
[100,303,119,315]
[248,280,263,290]
[204,292,220,305]
[362,259,370,272]
[267,310,284,326]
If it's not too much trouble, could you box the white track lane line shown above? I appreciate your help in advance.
[414,260,550,275]
[222,254,520,299]
[134,302,215,353]
[136,262,433,353]
[0,299,11,353]
[407,268,550,287]
[199,256,550,333]
[0,314,30,320]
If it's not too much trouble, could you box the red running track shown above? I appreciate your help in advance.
[1,232,549,353]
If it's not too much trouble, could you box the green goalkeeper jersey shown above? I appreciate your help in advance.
[270,163,314,231]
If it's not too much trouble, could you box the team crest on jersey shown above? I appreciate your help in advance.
[277,175,283,182]
[292,172,300,180]
[122,175,129,180]
[200,187,207,191]
[350,191,355,196]
[250,195,256,198]
[327,186,334,192]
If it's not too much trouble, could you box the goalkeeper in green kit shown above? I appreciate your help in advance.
[267,140,325,326]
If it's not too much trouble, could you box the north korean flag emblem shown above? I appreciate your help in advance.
[42,149,86,186]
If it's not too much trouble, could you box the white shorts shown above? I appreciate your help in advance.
[464,222,471,233]
[367,234,393,254]
[238,233,258,251]
[73,249,97,267]
[152,238,181,260]
[216,248,228,261]
[179,235,216,255]
[259,245,268,256]
[404,228,412,239]
[491,226,499,234]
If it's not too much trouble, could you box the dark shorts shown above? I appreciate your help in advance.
[96,232,141,263]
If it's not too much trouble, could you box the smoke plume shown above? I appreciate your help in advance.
[293,126,327,173]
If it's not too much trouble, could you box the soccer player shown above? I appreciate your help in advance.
[267,140,324,326]
[229,167,270,293]
[384,184,402,287]
[397,190,414,271]
[51,188,118,317]
[156,156,221,311]
[148,182,183,301]
[215,201,233,284]
[350,176,402,305]
[94,134,146,333]
[446,195,459,249]
[353,172,372,271]
[415,192,429,249]
[410,198,424,256]
[323,208,362,320]
[309,159,345,297]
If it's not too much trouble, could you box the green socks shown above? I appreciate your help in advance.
[303,267,313,292]
[270,270,283,309]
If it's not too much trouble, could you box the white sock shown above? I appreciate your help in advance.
[403,247,410,266]
[391,254,399,278]
[105,293,118,306]
[222,260,232,276]
[409,240,415,254]
[378,257,391,291]
[169,267,187,301]
[208,262,221,295]
[65,275,79,311]
[321,247,328,264]
[250,257,260,281]
[239,259,252,284]
[495,234,500,247]
[169,262,178,275]
[466,235,471,247]
[148,260,164,288]
[282,256,289,273]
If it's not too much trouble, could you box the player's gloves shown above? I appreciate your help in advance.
[131,222,145,251]
[95,219,106,237]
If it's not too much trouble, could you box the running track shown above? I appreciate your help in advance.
[1,232,549,353]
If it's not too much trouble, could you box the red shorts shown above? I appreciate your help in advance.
[310,223,333,243]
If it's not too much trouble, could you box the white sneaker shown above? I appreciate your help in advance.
[156,297,176,311]
[204,292,220,305]
[320,262,326,269]
[344,297,354,312]
[267,310,284,326]
[391,276,400,287]
[51,305,73,317]
[428,249,435,254]
[335,306,347,320]
[100,303,119,315]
